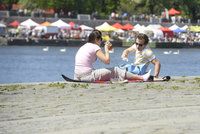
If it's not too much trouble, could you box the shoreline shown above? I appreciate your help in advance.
[1,37,200,48]
[1,76,200,133]
[0,75,199,85]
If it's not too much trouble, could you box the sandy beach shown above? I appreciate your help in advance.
[1,76,200,134]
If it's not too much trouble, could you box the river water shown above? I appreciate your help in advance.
[0,45,199,84]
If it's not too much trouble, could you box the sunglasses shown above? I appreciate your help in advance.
[135,42,144,47]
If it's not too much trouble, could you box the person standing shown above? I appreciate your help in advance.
[74,30,151,82]
[121,33,161,78]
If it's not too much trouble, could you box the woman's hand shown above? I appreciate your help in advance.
[104,41,112,53]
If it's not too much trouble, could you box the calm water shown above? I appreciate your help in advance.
[0,45,200,84]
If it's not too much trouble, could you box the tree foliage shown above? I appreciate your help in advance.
[1,0,200,21]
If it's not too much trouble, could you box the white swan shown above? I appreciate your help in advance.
[163,50,172,54]
[43,47,49,52]
[173,50,180,54]
[60,48,66,52]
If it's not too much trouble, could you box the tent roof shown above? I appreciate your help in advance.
[40,21,51,26]
[189,26,200,32]
[114,29,124,33]
[80,25,93,30]
[169,24,180,30]
[112,22,123,29]
[132,25,146,33]
[0,23,6,27]
[69,21,75,27]
[122,23,134,30]
[180,25,188,31]
[51,19,70,28]
[146,24,162,29]
[152,29,164,38]
[173,28,186,33]
[160,27,172,32]
[20,19,39,28]
[95,22,117,32]
[160,27,174,37]
[8,20,20,28]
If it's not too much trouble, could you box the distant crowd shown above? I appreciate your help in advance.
[6,25,200,45]
[0,9,199,46]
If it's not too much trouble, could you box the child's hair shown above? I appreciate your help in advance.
[88,29,102,43]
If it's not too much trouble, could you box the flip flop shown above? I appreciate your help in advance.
[148,75,154,81]
[162,76,171,81]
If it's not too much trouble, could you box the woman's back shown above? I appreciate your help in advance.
[75,42,100,75]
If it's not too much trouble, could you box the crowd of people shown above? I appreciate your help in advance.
[119,31,200,44]
[3,24,200,47]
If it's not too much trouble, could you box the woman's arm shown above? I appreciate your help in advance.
[96,45,110,64]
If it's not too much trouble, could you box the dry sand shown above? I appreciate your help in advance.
[0,76,200,134]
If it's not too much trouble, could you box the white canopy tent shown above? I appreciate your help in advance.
[132,25,146,33]
[169,24,186,33]
[134,24,141,29]
[20,19,39,29]
[114,29,125,33]
[51,19,70,28]
[169,24,180,31]
[151,29,164,39]
[80,24,94,31]
[133,25,164,39]
[79,25,93,39]
[145,25,164,39]
[146,24,162,29]
[180,25,188,31]
[0,23,6,27]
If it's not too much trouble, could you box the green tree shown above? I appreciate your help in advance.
[2,0,200,21]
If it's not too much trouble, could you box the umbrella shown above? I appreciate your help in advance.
[168,8,181,16]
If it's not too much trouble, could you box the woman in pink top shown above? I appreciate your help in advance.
[74,30,150,82]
